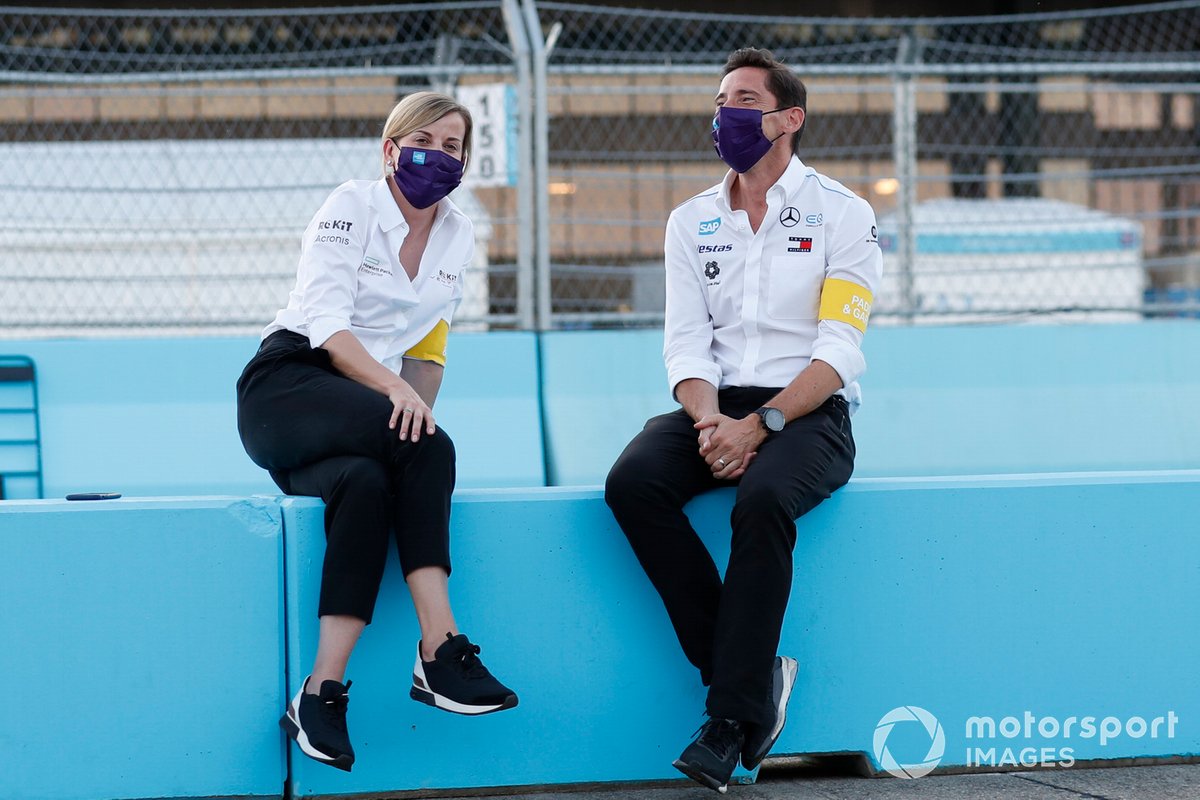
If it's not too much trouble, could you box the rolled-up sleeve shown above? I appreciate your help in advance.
[296,190,366,349]
[811,195,882,388]
[663,211,721,397]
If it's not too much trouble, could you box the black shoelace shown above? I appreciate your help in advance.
[694,717,742,760]
[321,681,351,732]
[448,641,490,680]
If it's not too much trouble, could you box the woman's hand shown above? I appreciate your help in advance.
[386,380,436,442]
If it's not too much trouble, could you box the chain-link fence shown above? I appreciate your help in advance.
[532,0,1200,325]
[2,1,1198,335]
[0,2,534,336]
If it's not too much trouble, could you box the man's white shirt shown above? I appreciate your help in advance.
[663,156,882,411]
[264,178,472,372]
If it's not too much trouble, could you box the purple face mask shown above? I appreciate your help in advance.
[711,106,786,173]
[392,146,463,209]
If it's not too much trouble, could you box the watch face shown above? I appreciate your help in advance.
[765,407,786,431]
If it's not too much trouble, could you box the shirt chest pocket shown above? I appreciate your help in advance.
[764,254,824,320]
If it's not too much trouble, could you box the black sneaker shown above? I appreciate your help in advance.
[410,632,518,715]
[741,655,799,770]
[279,676,354,772]
[672,717,745,794]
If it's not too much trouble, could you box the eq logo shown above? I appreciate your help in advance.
[873,706,945,779]
[779,207,801,227]
[698,217,722,236]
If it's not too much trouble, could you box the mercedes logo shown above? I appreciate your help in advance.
[780,207,801,227]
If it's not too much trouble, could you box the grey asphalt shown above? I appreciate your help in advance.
[420,762,1200,800]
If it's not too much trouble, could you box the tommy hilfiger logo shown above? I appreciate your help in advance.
[788,236,813,253]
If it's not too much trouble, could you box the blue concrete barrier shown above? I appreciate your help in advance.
[723,470,1200,771]
[280,471,1199,796]
[280,490,756,797]
[539,322,1200,485]
[0,497,286,800]
[0,331,544,498]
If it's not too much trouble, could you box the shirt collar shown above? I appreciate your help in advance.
[372,177,460,233]
[716,155,810,215]
[372,178,406,232]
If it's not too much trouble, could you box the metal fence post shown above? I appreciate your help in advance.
[503,0,535,330]
[892,29,919,322]
[521,0,552,331]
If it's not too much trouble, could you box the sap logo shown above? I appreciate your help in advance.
[697,244,733,254]
[698,217,721,236]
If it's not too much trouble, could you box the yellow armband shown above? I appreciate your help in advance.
[818,278,873,333]
[403,320,449,366]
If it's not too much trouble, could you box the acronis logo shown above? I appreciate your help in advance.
[698,217,721,236]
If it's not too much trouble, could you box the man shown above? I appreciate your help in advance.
[605,47,881,793]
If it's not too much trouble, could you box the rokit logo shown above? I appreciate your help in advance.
[697,243,733,254]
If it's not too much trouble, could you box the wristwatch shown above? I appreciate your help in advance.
[753,406,786,434]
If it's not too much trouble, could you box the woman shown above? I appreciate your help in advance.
[236,92,517,773]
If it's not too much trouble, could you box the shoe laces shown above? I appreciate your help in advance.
[446,638,490,680]
[321,681,351,732]
[694,717,742,760]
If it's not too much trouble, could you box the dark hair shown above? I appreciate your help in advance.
[722,47,807,153]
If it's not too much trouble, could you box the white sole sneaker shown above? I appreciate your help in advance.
[742,656,799,769]
[279,676,353,772]
[410,645,518,716]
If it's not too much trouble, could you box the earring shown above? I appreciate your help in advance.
[386,161,393,170]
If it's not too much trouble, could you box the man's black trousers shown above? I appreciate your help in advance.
[605,387,854,728]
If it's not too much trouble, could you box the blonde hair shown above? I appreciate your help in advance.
[381,91,473,175]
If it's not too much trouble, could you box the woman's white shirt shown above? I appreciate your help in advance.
[264,178,473,373]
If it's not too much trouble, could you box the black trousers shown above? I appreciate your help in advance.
[236,330,455,624]
[605,387,854,728]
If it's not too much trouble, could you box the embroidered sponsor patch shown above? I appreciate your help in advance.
[698,217,721,236]
[818,278,873,332]
[358,256,391,276]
